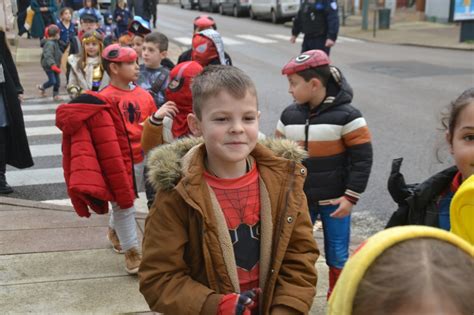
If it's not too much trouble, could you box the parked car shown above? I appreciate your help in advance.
[181,0,200,10]
[198,0,221,12]
[249,0,299,23]
[219,0,250,17]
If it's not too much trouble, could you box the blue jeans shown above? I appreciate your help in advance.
[42,70,60,95]
[310,203,350,269]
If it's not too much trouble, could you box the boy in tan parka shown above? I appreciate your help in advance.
[139,65,319,315]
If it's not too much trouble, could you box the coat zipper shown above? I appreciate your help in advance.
[304,118,309,152]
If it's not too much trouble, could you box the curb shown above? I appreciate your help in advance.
[0,196,148,219]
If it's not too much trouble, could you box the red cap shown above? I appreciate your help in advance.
[194,15,216,29]
[281,50,330,75]
[102,44,137,62]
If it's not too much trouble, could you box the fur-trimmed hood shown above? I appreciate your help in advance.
[147,137,307,192]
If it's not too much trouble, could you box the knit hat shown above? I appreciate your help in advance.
[281,49,330,75]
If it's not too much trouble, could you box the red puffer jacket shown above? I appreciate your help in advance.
[56,92,136,217]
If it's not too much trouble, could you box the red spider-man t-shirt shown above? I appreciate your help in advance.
[204,162,260,293]
[100,84,156,163]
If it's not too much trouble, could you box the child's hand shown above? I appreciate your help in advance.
[217,288,261,315]
[51,65,62,74]
[153,101,178,120]
[329,197,354,218]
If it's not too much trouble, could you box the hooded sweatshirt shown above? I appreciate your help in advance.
[55,93,136,217]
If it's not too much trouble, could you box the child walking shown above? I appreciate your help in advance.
[56,7,76,53]
[67,31,108,98]
[386,88,474,230]
[113,0,132,37]
[276,49,373,298]
[139,65,319,314]
[38,25,63,101]
[76,0,103,26]
[136,32,170,109]
[99,45,157,266]
[141,60,203,209]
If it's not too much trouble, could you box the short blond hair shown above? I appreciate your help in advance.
[191,65,257,119]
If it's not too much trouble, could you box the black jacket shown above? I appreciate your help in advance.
[292,0,339,40]
[0,31,34,169]
[276,66,372,205]
[386,158,458,228]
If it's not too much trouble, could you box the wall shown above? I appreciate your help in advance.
[425,0,451,23]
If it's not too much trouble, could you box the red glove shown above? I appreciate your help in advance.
[217,288,261,315]
[51,65,61,74]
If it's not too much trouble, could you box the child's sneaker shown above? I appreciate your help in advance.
[124,247,142,275]
[37,85,46,97]
[107,227,123,253]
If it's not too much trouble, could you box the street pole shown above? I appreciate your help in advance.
[362,0,369,30]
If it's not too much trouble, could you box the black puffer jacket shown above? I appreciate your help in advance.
[276,66,373,205]
[386,158,458,228]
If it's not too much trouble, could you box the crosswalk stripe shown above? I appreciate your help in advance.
[235,34,278,44]
[23,114,56,122]
[174,37,192,46]
[268,34,302,43]
[29,143,62,157]
[338,36,363,43]
[22,104,59,111]
[221,36,244,45]
[26,126,61,136]
[7,167,64,186]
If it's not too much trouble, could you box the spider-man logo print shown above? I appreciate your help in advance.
[122,102,142,124]
[213,179,261,272]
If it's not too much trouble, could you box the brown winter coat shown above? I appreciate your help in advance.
[139,137,319,314]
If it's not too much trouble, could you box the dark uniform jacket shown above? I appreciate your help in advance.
[276,66,372,205]
[292,0,339,40]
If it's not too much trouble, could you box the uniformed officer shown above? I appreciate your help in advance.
[290,0,339,55]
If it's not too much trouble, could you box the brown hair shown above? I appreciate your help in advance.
[296,65,331,87]
[352,238,474,315]
[442,88,474,144]
[60,7,73,17]
[144,32,168,52]
[191,65,257,119]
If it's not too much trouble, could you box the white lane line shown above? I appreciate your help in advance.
[26,126,61,136]
[22,104,59,111]
[338,36,363,43]
[7,167,65,186]
[174,37,192,46]
[268,34,302,43]
[221,37,244,45]
[236,34,278,44]
[23,114,56,122]
[29,143,62,157]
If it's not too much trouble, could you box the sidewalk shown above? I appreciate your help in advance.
[286,9,474,51]
[0,196,362,313]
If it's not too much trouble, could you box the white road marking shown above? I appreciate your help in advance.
[29,143,62,157]
[174,37,192,46]
[236,34,278,44]
[268,34,303,43]
[26,126,61,136]
[22,104,59,111]
[23,114,56,122]
[221,36,245,45]
[7,167,65,186]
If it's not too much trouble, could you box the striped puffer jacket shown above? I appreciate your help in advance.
[276,66,373,205]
